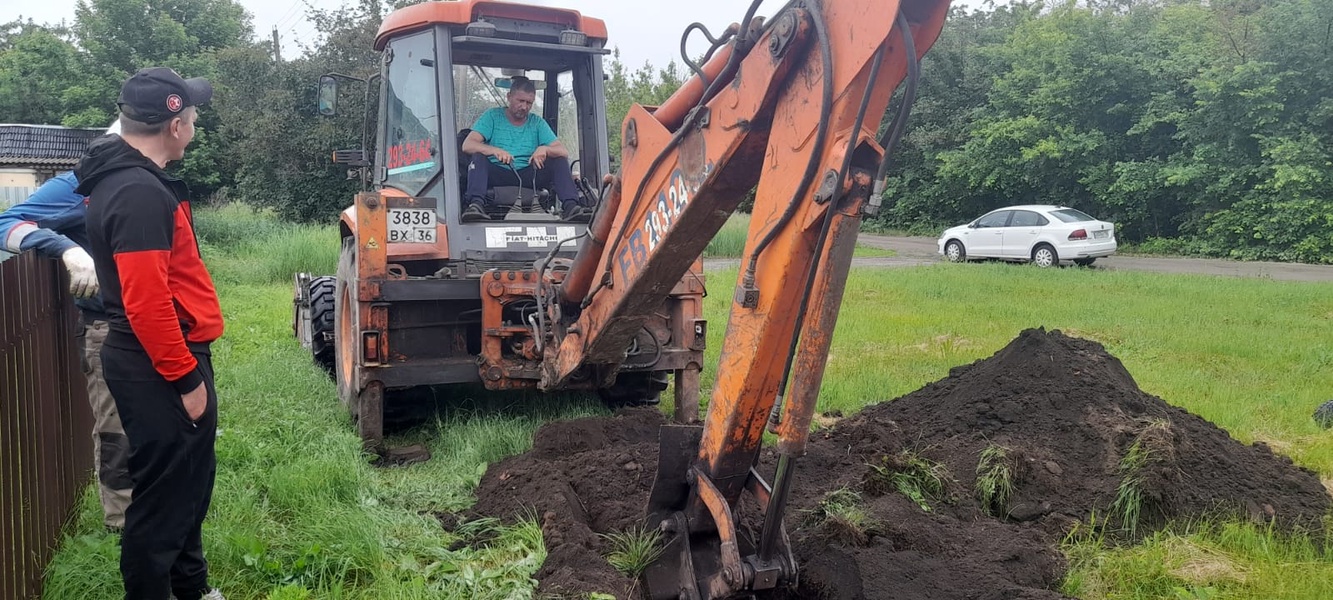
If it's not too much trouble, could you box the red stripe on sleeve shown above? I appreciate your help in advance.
[112,249,198,382]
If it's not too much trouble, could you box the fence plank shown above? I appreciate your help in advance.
[0,253,93,599]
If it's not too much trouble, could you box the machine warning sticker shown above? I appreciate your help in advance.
[387,139,435,175]
[485,226,578,249]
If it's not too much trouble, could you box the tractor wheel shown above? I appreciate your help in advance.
[308,276,336,377]
[333,236,383,449]
[334,237,359,414]
[598,371,670,408]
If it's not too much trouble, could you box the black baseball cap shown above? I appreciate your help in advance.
[117,67,213,124]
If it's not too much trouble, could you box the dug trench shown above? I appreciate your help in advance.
[469,329,1331,599]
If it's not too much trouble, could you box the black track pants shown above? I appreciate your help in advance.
[102,333,217,600]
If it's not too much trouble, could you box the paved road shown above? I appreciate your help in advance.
[708,235,1333,283]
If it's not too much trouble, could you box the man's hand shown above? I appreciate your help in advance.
[490,148,514,165]
[182,381,207,421]
[531,146,549,169]
[60,247,99,299]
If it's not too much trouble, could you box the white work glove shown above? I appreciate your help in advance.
[60,247,100,299]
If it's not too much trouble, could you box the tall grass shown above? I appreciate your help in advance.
[194,203,341,286]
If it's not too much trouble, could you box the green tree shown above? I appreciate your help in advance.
[215,0,380,222]
[0,21,85,125]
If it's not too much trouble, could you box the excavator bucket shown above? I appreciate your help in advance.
[643,423,798,600]
[646,424,703,519]
[643,424,706,600]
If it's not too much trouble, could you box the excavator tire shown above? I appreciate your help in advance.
[308,276,337,377]
[598,371,670,408]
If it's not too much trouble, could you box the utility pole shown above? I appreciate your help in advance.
[272,26,282,63]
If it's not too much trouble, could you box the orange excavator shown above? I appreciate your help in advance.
[295,0,949,596]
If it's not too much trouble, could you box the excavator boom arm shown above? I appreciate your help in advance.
[549,0,951,597]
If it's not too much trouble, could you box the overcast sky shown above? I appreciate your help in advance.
[5,0,1004,71]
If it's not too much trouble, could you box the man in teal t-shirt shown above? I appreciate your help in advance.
[461,76,589,222]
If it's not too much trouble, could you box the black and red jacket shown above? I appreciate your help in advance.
[75,135,223,393]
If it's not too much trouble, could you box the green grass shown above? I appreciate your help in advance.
[195,203,342,286]
[1110,420,1173,537]
[805,488,879,546]
[600,525,667,579]
[976,443,1016,517]
[1062,520,1333,600]
[703,212,896,258]
[865,451,955,512]
[43,207,1333,599]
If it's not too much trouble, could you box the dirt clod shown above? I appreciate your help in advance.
[472,328,1330,599]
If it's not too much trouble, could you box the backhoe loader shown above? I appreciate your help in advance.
[293,0,950,596]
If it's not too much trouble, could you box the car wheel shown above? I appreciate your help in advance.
[1031,244,1058,268]
[944,240,967,263]
[1074,258,1096,267]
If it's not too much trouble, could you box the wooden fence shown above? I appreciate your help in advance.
[0,252,93,599]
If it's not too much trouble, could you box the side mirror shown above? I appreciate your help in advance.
[318,75,338,116]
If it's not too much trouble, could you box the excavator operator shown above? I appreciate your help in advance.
[460,76,592,223]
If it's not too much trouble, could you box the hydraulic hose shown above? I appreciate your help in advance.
[872,11,919,201]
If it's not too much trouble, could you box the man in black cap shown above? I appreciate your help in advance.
[76,66,226,600]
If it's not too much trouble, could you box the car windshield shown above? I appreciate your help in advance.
[1049,208,1096,223]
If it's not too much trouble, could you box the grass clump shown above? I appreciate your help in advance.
[864,451,955,512]
[600,525,666,579]
[806,488,879,546]
[1110,420,1173,536]
[975,443,1017,517]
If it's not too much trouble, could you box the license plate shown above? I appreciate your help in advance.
[1093,230,1109,239]
[388,208,436,244]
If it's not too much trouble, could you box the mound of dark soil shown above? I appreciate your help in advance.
[471,328,1331,599]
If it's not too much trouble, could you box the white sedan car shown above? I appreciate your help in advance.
[937,205,1116,267]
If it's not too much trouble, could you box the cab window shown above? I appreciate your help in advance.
[383,30,442,195]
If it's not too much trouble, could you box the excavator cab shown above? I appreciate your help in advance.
[296,0,706,449]
[363,2,612,227]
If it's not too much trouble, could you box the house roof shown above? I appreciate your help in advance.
[0,124,106,169]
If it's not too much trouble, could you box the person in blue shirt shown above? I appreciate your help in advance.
[460,76,591,222]
[0,120,132,532]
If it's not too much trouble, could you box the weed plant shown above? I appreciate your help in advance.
[600,525,666,579]
[976,443,1016,517]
